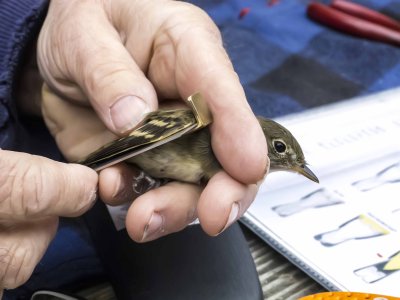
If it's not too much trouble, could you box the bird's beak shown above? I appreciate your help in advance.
[294,165,319,183]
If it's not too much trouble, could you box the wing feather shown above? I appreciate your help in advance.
[78,109,197,168]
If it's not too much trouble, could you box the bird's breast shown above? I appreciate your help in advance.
[127,146,205,183]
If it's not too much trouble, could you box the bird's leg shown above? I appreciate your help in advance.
[132,170,170,195]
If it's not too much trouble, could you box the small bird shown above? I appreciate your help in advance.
[80,108,319,184]
[126,115,319,184]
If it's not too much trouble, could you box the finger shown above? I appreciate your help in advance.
[0,150,98,220]
[38,1,158,135]
[125,182,201,243]
[197,171,259,236]
[180,40,269,185]
[0,217,58,289]
[99,164,139,206]
[99,163,165,206]
[148,4,269,184]
[42,84,116,162]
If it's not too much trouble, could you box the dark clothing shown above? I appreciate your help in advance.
[0,0,47,149]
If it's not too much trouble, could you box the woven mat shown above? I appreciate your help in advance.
[77,228,325,300]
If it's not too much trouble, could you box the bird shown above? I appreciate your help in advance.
[79,108,319,184]
[126,115,319,184]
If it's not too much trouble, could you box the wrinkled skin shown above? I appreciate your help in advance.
[1,0,269,293]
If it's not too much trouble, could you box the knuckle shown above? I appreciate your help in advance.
[15,163,48,217]
[174,2,221,33]
[83,60,128,94]
[5,156,53,218]
[0,158,13,215]
[163,3,222,44]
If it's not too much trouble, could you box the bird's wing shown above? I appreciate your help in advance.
[78,109,197,171]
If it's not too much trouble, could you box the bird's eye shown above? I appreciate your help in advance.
[273,140,286,153]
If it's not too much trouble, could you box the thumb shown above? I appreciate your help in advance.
[37,1,158,135]
[0,150,98,221]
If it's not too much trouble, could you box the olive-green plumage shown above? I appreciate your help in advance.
[127,117,318,184]
[80,106,318,184]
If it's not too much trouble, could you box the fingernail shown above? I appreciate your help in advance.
[257,169,269,186]
[141,212,164,242]
[188,218,200,226]
[83,188,98,212]
[89,188,98,203]
[112,172,133,201]
[256,157,270,186]
[110,96,149,133]
[264,157,270,176]
[218,202,240,235]
[266,159,270,173]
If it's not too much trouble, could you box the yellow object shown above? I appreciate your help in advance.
[359,214,390,235]
[384,251,400,271]
[299,292,400,300]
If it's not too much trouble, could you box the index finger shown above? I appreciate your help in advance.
[152,7,268,184]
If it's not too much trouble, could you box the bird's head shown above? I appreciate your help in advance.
[258,117,319,183]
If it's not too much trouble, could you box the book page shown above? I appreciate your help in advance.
[244,88,400,295]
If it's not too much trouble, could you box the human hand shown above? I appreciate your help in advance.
[0,150,97,294]
[38,0,268,242]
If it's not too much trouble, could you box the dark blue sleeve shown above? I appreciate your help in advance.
[0,0,48,149]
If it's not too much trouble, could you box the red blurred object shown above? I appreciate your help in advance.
[238,7,251,19]
[331,0,400,32]
[267,0,280,7]
[307,1,400,47]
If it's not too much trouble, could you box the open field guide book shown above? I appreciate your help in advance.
[242,88,400,295]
